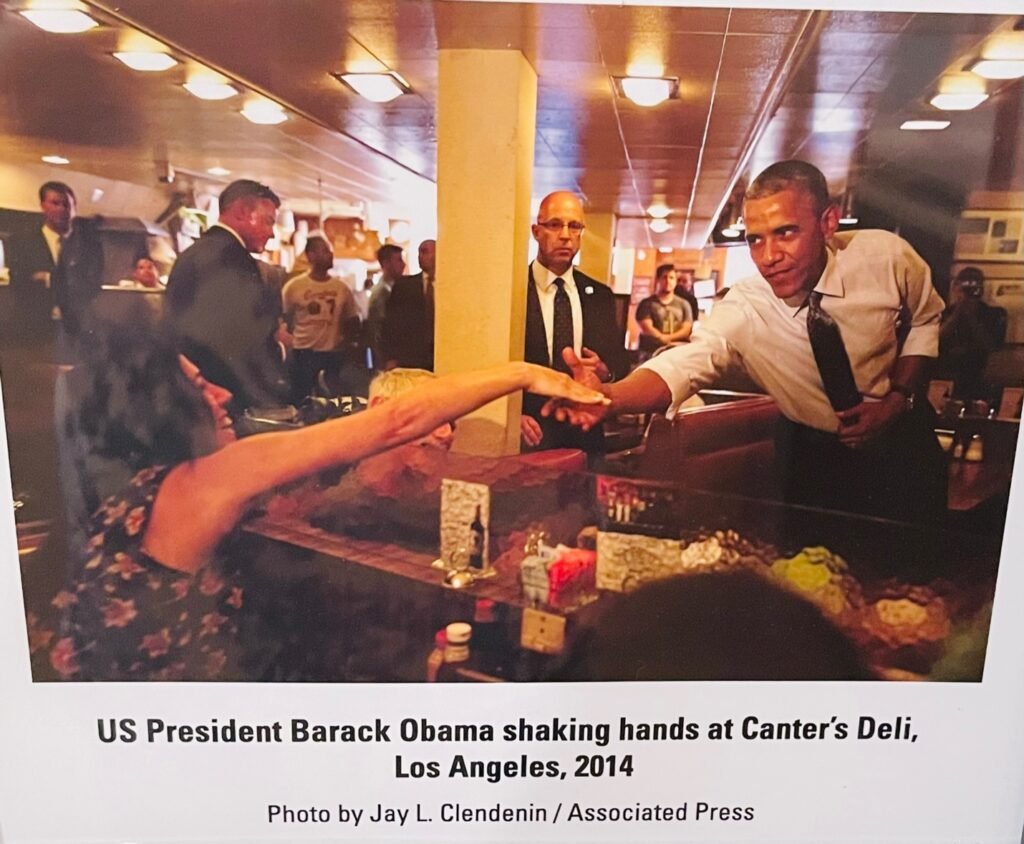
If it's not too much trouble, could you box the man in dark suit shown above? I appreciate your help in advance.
[6,181,76,348]
[523,191,627,453]
[166,179,288,413]
[381,238,436,371]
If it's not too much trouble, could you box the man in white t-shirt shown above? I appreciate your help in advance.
[281,232,359,402]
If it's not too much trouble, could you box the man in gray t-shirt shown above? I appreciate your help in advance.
[636,263,693,355]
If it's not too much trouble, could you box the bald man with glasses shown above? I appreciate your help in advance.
[522,191,627,455]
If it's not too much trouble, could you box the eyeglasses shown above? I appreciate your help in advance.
[537,219,585,234]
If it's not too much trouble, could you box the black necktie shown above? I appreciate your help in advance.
[552,277,573,374]
[806,291,861,412]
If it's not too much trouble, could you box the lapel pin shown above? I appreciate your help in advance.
[584,286,594,294]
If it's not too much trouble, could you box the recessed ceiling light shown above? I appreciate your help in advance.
[207,166,231,177]
[646,202,670,219]
[332,71,410,103]
[900,119,951,131]
[968,59,1024,80]
[183,78,238,101]
[241,99,287,125]
[721,225,743,238]
[649,218,671,234]
[839,216,859,225]
[19,9,98,33]
[113,52,178,72]
[929,92,989,111]
[615,76,679,108]
[41,155,70,165]
[658,246,673,254]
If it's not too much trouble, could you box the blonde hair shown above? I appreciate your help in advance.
[368,368,436,402]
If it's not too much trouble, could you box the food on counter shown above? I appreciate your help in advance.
[769,546,863,621]
[860,594,946,651]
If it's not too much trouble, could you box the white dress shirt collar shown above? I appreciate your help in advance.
[212,222,248,251]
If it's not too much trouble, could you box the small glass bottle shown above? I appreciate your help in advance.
[425,629,447,682]
[472,599,506,678]
[468,506,485,570]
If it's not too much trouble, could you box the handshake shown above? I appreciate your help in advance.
[536,347,614,433]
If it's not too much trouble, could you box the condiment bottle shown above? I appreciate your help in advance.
[425,629,447,682]
[472,599,506,678]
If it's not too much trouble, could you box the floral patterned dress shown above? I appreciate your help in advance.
[44,466,246,681]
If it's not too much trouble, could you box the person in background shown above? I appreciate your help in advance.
[7,181,77,345]
[636,263,694,358]
[166,179,289,413]
[545,159,947,523]
[522,190,628,455]
[281,232,359,402]
[36,317,608,681]
[130,257,162,289]
[674,269,700,320]
[548,570,873,681]
[938,266,1006,400]
[382,239,437,371]
[366,243,405,370]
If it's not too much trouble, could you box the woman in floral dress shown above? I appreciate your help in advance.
[39,323,607,681]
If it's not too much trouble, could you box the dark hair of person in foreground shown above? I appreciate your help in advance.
[548,569,874,681]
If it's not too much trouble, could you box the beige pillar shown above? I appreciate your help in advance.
[435,49,537,456]
[578,212,616,287]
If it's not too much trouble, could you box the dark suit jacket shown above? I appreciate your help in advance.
[382,272,434,371]
[523,266,627,453]
[7,226,55,333]
[51,217,104,339]
[166,226,287,411]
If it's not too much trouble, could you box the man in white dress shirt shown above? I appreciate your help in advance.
[522,191,627,455]
[547,161,947,522]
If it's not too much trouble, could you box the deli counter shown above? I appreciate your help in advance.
[233,441,1003,684]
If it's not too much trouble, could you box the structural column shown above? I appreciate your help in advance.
[577,212,616,289]
[435,49,537,456]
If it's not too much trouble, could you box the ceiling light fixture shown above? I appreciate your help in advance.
[41,155,70,165]
[19,9,98,33]
[332,71,410,103]
[646,202,671,219]
[614,76,680,108]
[113,51,178,72]
[207,166,231,177]
[900,119,951,131]
[658,246,673,254]
[649,218,672,234]
[721,224,743,238]
[968,58,1024,80]
[929,91,989,111]
[241,99,288,125]
[183,78,238,101]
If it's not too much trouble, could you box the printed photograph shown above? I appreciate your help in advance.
[1,1,1021,683]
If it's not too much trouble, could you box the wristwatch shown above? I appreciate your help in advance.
[890,384,915,411]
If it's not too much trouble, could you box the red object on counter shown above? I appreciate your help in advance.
[547,548,597,609]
